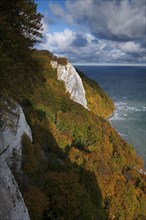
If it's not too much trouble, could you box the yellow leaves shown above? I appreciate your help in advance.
[20,51,146,219]
[81,75,115,118]
[54,57,67,65]
[49,123,71,151]
[68,147,85,166]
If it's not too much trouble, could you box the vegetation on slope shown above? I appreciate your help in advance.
[77,69,115,118]
[17,51,146,220]
[1,1,145,219]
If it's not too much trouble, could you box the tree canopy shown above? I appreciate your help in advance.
[0,0,43,96]
[0,0,42,53]
[0,0,43,124]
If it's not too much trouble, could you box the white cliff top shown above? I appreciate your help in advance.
[51,61,88,109]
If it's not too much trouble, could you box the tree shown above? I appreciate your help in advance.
[0,0,43,93]
[0,0,43,126]
[0,0,42,55]
[24,186,49,220]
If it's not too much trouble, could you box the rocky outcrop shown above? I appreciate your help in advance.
[51,61,88,109]
[0,104,32,220]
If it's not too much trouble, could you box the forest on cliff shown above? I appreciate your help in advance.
[0,1,146,220]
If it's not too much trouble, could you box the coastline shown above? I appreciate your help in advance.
[106,111,115,122]
[106,103,146,170]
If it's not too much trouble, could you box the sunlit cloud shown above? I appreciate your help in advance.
[38,0,146,64]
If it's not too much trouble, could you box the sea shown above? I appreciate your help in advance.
[75,65,146,167]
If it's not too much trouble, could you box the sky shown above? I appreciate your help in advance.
[35,0,146,65]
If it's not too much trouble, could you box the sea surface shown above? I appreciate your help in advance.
[75,65,146,167]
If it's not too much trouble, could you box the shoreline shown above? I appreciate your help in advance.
[106,111,115,122]
[106,105,146,170]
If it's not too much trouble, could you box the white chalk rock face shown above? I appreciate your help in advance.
[0,104,32,220]
[0,104,32,168]
[0,159,30,220]
[51,61,88,109]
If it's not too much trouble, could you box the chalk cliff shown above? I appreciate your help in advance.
[51,61,88,109]
[0,104,32,220]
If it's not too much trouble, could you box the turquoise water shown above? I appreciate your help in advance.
[75,66,146,167]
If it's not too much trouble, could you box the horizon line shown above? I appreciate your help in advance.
[73,63,146,67]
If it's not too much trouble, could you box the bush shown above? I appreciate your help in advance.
[36,109,46,121]
[54,57,68,66]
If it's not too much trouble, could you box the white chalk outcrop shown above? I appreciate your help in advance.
[0,104,32,220]
[51,61,88,109]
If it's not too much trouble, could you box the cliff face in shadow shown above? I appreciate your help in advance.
[0,104,31,220]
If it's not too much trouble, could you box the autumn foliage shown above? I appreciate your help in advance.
[2,1,145,219]
[18,51,146,220]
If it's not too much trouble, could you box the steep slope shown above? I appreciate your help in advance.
[77,69,115,118]
[51,61,88,109]
[1,50,146,220]
[50,58,114,119]
[0,103,32,220]
[50,59,115,119]
[18,50,145,220]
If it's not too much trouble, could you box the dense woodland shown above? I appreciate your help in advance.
[0,1,146,220]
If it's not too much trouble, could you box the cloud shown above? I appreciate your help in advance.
[41,28,75,52]
[71,34,88,47]
[40,27,146,64]
[40,0,146,64]
[42,18,49,35]
[41,12,56,35]
[50,0,146,42]
[119,42,143,54]
[49,2,64,18]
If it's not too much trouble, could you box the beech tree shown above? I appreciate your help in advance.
[0,0,43,124]
[0,0,43,89]
[0,0,42,56]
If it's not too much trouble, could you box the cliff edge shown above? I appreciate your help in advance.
[51,61,88,109]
